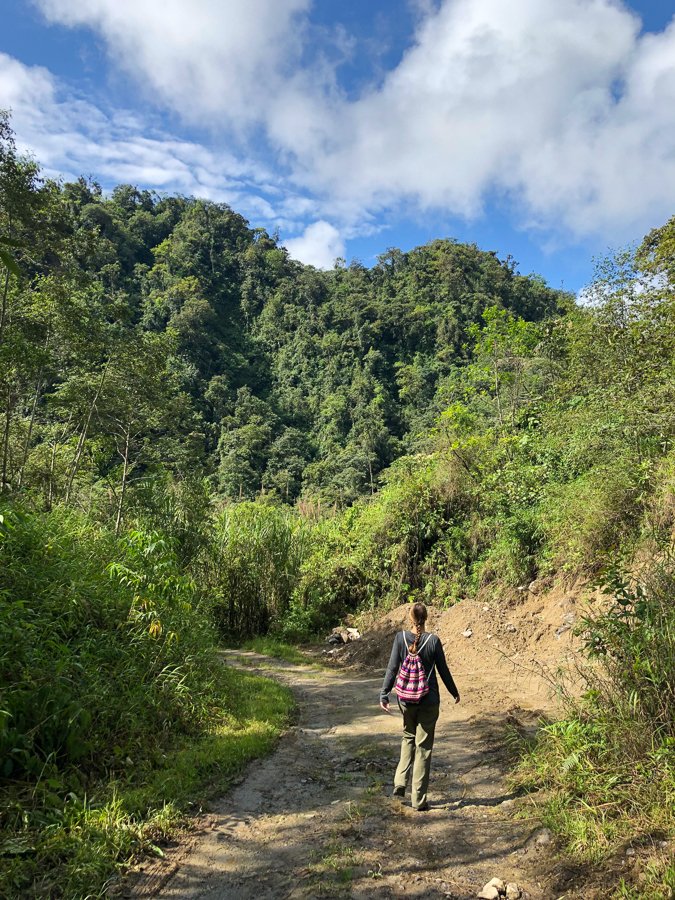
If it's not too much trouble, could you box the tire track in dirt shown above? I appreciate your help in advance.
[124,651,559,900]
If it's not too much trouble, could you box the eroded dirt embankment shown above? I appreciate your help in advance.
[331,585,587,709]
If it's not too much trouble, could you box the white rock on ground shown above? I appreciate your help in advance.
[486,878,506,892]
[506,883,521,899]
[477,886,500,900]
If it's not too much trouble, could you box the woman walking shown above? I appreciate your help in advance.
[380,602,460,810]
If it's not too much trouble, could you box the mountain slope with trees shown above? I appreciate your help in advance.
[0,111,567,515]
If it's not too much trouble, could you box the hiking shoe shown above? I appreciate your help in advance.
[392,786,405,799]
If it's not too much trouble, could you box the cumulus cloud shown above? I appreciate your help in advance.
[0,52,317,227]
[15,0,675,246]
[34,0,311,127]
[284,220,345,268]
[290,0,675,241]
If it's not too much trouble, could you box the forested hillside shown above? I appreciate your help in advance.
[0,112,565,514]
[2,108,674,897]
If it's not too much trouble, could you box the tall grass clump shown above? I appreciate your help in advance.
[0,503,216,782]
[202,500,312,639]
[516,557,675,895]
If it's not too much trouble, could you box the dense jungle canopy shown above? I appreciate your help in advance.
[0,111,568,514]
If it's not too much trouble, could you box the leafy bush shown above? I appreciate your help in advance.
[286,454,472,637]
[0,503,218,781]
[0,661,292,898]
[0,501,294,897]
[583,561,675,740]
[201,501,311,640]
[516,558,675,894]
[539,459,646,574]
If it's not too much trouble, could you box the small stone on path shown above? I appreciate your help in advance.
[477,886,500,900]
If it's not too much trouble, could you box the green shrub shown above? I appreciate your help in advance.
[201,501,311,640]
[583,561,675,739]
[474,508,542,588]
[0,503,217,781]
[539,459,645,573]
[286,454,472,637]
[515,557,675,892]
[0,501,294,897]
[0,662,293,898]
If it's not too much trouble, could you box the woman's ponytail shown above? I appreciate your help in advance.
[409,602,428,654]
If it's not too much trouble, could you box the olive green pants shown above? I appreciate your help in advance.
[393,702,440,808]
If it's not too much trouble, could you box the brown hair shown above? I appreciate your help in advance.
[409,602,428,654]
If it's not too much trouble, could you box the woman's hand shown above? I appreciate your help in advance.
[380,700,393,714]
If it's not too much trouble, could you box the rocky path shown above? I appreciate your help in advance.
[127,651,559,900]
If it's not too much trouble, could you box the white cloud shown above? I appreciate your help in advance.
[284,220,345,268]
[0,52,316,229]
[287,0,675,241]
[34,0,311,128]
[11,0,675,248]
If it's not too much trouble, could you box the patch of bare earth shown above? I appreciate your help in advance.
[117,587,604,899]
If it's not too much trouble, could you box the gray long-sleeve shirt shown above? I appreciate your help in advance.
[380,631,460,706]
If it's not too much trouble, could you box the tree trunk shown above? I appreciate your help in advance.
[65,362,109,503]
[493,358,503,426]
[47,413,74,508]
[115,425,131,536]
[0,267,10,348]
[16,376,42,489]
[1,387,12,493]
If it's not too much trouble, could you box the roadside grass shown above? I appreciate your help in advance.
[0,664,294,899]
[616,860,675,900]
[512,560,675,899]
[238,635,316,665]
[514,712,675,898]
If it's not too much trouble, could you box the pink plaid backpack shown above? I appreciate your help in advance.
[394,632,433,703]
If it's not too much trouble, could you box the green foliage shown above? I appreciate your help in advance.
[1,107,675,897]
[0,500,294,896]
[0,503,215,781]
[583,562,675,740]
[285,453,473,637]
[0,660,293,898]
[515,559,675,895]
[202,501,311,639]
[282,231,675,633]
[0,113,566,512]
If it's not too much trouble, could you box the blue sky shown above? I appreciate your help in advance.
[1,0,674,291]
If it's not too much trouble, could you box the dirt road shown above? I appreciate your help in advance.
[124,649,562,900]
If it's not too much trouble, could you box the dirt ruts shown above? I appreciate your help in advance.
[120,649,567,899]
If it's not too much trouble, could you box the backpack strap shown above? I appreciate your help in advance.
[401,630,432,655]
[418,633,431,653]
